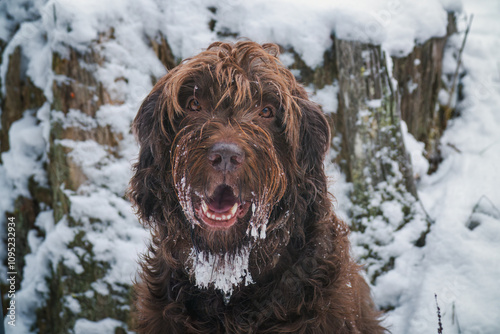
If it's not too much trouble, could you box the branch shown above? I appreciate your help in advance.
[444,14,474,123]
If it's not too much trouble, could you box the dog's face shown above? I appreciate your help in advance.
[169,44,297,252]
[131,42,330,291]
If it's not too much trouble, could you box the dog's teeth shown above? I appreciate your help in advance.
[203,203,238,222]
[230,203,238,216]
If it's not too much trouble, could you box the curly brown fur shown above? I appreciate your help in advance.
[129,41,386,333]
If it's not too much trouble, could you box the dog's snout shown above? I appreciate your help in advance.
[208,142,245,172]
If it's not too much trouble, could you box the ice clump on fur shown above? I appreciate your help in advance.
[188,246,254,300]
[247,189,271,240]
[176,174,198,228]
[173,134,200,228]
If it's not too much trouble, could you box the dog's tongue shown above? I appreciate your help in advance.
[208,185,238,213]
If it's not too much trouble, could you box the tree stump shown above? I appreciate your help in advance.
[332,39,428,284]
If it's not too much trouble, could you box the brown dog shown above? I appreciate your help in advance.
[129,41,385,333]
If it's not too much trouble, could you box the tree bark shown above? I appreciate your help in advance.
[334,40,416,199]
[392,12,457,172]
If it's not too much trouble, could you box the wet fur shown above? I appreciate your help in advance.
[129,41,386,333]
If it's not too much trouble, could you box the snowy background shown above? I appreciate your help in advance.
[1,0,499,333]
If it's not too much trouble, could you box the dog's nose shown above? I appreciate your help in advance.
[208,142,245,172]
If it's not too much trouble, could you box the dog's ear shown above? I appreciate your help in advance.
[133,81,175,151]
[296,97,331,175]
[130,81,175,225]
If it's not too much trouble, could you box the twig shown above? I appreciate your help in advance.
[435,293,443,334]
[452,302,462,334]
[479,140,500,155]
[444,14,474,123]
[446,142,461,153]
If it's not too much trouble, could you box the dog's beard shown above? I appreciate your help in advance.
[172,126,286,297]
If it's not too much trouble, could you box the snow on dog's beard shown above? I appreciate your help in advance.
[172,129,285,299]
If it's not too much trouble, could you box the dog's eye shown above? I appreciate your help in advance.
[187,98,201,112]
[259,106,274,118]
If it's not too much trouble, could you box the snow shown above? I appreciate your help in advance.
[74,318,125,334]
[64,295,82,314]
[67,185,150,286]
[189,246,254,300]
[1,110,47,195]
[401,121,430,180]
[214,0,455,66]
[0,0,458,93]
[246,190,272,240]
[310,83,339,114]
[0,106,49,296]
[2,0,500,333]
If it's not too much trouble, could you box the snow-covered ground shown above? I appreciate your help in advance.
[1,0,499,333]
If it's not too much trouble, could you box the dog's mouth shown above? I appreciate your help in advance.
[195,184,252,230]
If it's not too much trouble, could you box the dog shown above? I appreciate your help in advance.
[129,41,385,333]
